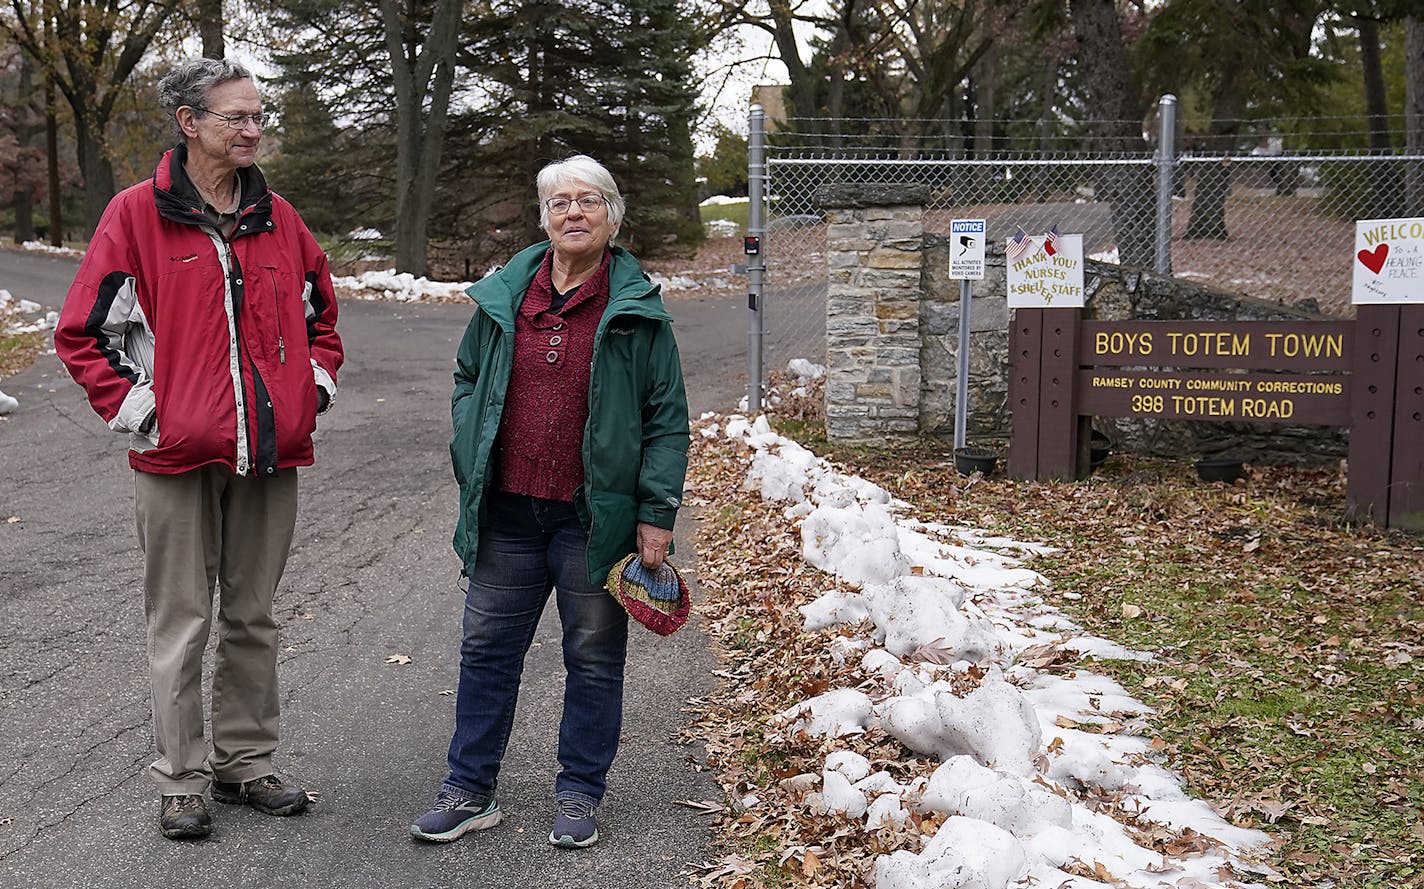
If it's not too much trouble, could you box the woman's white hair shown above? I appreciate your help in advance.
[536,155,626,237]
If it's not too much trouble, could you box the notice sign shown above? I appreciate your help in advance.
[1007,233,1084,308]
[949,218,986,280]
[1353,217,1424,304]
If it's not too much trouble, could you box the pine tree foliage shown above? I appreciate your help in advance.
[454,0,705,254]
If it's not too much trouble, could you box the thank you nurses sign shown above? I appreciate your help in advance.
[1353,217,1424,304]
[1007,231,1084,308]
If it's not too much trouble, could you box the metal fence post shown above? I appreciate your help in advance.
[953,279,971,450]
[1155,94,1177,276]
[747,105,767,414]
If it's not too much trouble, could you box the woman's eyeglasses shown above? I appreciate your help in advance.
[545,195,606,215]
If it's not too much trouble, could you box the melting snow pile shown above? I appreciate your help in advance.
[718,413,1272,889]
[20,240,83,258]
[330,269,474,302]
[0,288,57,336]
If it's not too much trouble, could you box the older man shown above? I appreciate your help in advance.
[54,58,343,840]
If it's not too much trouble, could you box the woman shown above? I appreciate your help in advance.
[410,155,689,849]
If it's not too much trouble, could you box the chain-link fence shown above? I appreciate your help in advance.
[751,102,1424,377]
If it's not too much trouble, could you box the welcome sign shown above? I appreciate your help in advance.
[1353,217,1424,305]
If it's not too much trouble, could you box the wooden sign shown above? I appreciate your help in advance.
[1009,309,1422,528]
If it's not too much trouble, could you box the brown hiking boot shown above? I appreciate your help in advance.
[159,794,212,839]
[211,774,310,816]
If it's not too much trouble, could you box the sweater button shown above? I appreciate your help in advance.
[546,351,558,363]
[549,335,562,346]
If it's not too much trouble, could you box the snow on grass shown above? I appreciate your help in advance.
[721,412,1273,889]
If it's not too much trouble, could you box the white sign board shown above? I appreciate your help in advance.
[1006,233,1085,308]
[1353,217,1424,305]
[949,218,986,280]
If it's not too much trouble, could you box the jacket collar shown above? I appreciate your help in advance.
[152,144,275,237]
[469,241,671,330]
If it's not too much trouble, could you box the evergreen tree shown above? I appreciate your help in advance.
[262,80,370,237]
[457,0,705,254]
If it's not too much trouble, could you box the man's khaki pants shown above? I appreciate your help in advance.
[134,466,298,795]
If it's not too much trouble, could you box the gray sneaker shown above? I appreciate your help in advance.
[549,797,599,848]
[409,790,502,842]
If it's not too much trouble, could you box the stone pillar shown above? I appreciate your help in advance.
[816,184,928,441]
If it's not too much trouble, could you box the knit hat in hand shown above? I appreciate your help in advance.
[606,554,691,636]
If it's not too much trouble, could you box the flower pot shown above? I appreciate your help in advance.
[1195,457,1245,483]
[1089,429,1112,470]
[954,446,998,477]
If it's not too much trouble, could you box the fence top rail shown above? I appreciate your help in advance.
[1179,152,1424,163]
[767,151,1424,165]
[768,156,1157,167]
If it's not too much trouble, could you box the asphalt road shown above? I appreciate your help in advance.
[0,247,800,889]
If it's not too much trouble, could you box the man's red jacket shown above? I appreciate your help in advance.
[56,145,343,478]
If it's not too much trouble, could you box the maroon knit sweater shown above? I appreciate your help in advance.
[492,250,610,502]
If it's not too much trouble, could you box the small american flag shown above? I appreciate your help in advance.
[1042,224,1061,256]
[1006,228,1031,260]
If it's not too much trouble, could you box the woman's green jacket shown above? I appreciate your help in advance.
[450,241,690,585]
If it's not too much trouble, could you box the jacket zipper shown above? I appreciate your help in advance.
[267,268,286,363]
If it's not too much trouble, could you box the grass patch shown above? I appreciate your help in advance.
[700,199,750,233]
[0,330,46,381]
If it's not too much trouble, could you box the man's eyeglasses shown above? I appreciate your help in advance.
[545,195,606,215]
[192,106,267,130]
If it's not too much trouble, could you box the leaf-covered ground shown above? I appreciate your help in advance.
[685,376,1423,889]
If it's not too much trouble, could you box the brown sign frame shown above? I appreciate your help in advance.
[1008,308,1424,529]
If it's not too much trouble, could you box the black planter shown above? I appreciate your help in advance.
[1195,457,1245,483]
[1089,429,1112,469]
[954,446,998,477]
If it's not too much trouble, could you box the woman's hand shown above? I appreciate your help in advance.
[636,523,673,570]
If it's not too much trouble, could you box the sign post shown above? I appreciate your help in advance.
[1350,216,1424,528]
[949,219,986,448]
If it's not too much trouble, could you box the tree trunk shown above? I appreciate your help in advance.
[1407,16,1424,214]
[1184,158,1231,239]
[1359,16,1391,152]
[45,65,61,246]
[768,0,817,123]
[382,0,461,276]
[13,52,36,243]
[74,110,117,237]
[1359,14,1401,218]
[198,0,225,58]
[1067,0,1154,268]
[14,189,35,244]
[1185,75,1245,241]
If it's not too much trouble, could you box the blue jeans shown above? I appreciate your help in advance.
[443,491,628,806]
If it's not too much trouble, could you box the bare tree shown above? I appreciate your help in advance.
[381,0,460,276]
[2,0,185,233]
[1064,0,1156,267]
[197,0,224,58]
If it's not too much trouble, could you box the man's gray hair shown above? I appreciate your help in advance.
[536,155,626,237]
[157,58,256,134]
